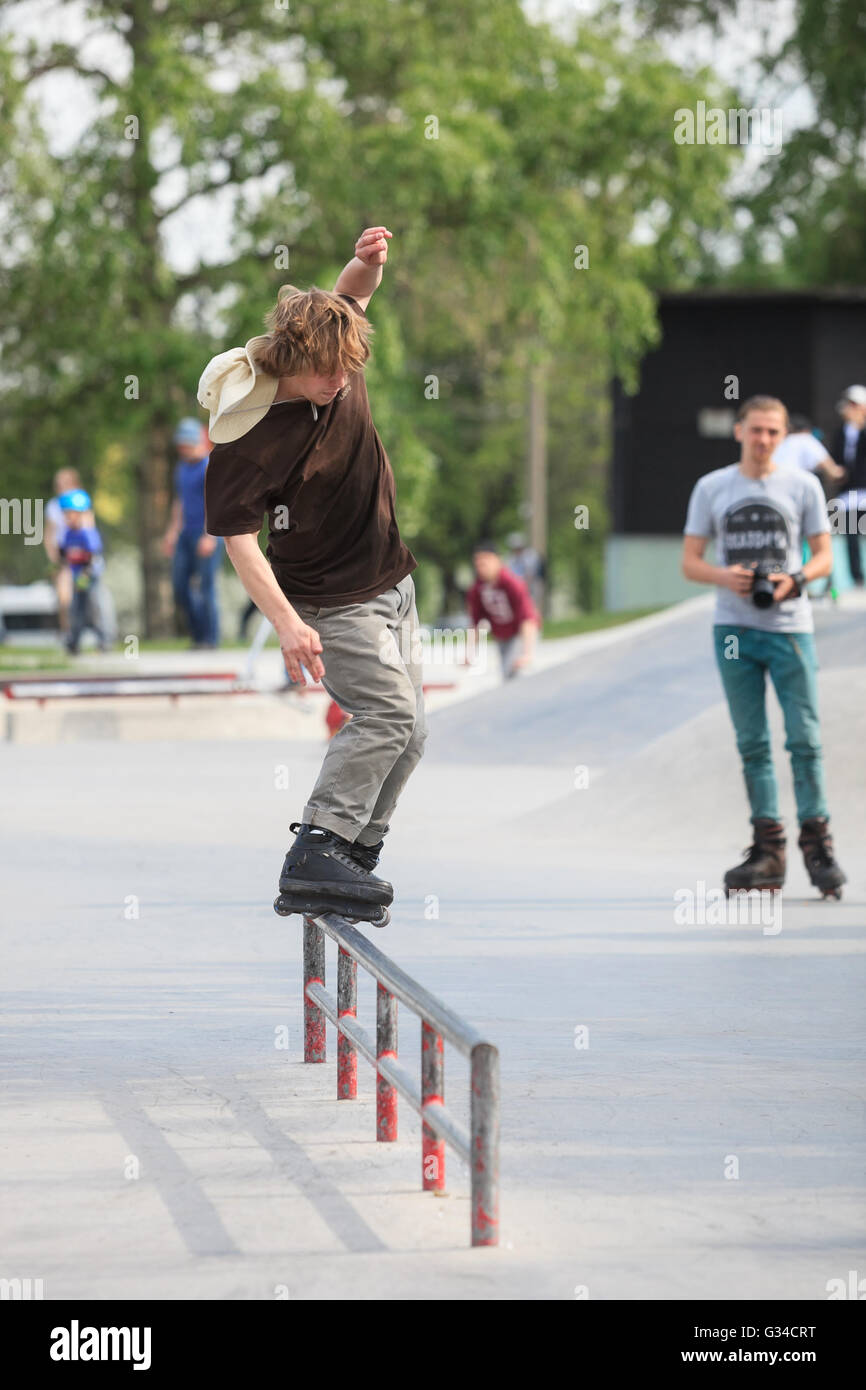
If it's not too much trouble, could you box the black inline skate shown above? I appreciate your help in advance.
[273,822,392,927]
[798,817,845,900]
[724,818,786,896]
[347,831,387,873]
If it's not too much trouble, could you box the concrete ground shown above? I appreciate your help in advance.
[1,594,864,1299]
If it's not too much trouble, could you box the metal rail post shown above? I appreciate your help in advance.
[303,916,326,1063]
[299,913,499,1247]
[376,982,398,1141]
[337,947,357,1099]
[421,1022,446,1192]
[470,1043,500,1246]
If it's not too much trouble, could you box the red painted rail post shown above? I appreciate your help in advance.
[337,946,357,1099]
[303,916,326,1063]
[470,1042,499,1246]
[376,982,398,1141]
[421,1021,446,1192]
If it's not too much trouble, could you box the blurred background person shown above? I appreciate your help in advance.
[773,414,846,494]
[774,415,847,600]
[829,385,866,586]
[56,488,111,654]
[44,467,85,639]
[238,594,259,641]
[506,530,545,611]
[162,418,224,647]
[466,540,541,680]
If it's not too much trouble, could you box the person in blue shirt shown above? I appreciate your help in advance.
[162,418,224,647]
[57,488,110,654]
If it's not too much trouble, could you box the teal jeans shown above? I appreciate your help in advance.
[713,626,829,824]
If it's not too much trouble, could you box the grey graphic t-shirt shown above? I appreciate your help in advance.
[684,463,829,633]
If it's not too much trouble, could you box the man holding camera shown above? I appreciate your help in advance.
[682,395,846,898]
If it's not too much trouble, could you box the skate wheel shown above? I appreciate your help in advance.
[724,884,782,897]
[340,906,390,928]
[273,895,295,917]
[822,888,843,901]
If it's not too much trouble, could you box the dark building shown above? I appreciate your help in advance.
[605,288,866,608]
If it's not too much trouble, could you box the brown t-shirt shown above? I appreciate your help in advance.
[204,295,417,607]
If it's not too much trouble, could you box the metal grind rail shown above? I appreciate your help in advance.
[302,913,499,1247]
[3,674,458,702]
[2,672,244,700]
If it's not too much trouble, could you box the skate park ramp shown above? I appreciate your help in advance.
[420,595,866,858]
[1,596,864,1300]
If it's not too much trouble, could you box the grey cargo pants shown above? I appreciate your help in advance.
[291,574,427,845]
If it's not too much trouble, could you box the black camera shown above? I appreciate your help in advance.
[751,564,777,609]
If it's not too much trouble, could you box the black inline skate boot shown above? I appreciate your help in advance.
[724,818,786,895]
[273,822,392,926]
[798,817,845,900]
[348,831,387,873]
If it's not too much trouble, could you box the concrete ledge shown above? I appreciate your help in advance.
[2,683,465,745]
[2,693,325,745]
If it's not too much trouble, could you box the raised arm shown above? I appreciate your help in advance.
[333,225,392,311]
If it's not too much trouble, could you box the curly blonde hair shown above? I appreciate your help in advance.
[254,284,374,379]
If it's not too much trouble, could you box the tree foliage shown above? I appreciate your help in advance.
[0,0,737,625]
[637,0,866,284]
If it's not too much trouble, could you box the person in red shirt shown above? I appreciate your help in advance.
[325,698,351,739]
[466,540,541,679]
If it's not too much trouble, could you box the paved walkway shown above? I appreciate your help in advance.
[1,597,863,1298]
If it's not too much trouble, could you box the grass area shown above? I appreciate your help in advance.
[134,638,246,651]
[541,606,666,639]
[0,646,72,674]
[0,637,251,673]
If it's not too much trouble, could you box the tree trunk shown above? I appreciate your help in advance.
[527,359,548,616]
[137,420,176,638]
[127,1,177,637]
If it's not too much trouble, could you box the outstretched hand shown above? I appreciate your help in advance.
[277,617,325,685]
[354,226,392,266]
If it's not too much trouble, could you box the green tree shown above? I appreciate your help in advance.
[1,0,737,628]
[636,0,866,284]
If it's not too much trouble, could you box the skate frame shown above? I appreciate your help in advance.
[301,913,500,1248]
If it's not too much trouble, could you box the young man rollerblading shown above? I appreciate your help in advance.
[199,226,425,927]
[682,395,847,901]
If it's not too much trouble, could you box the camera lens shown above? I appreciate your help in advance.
[752,574,776,608]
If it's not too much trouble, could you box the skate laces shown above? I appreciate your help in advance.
[800,823,835,866]
[311,829,366,875]
[288,822,364,874]
[351,843,381,872]
[806,836,834,866]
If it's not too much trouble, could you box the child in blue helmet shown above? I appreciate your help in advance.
[57,489,110,653]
